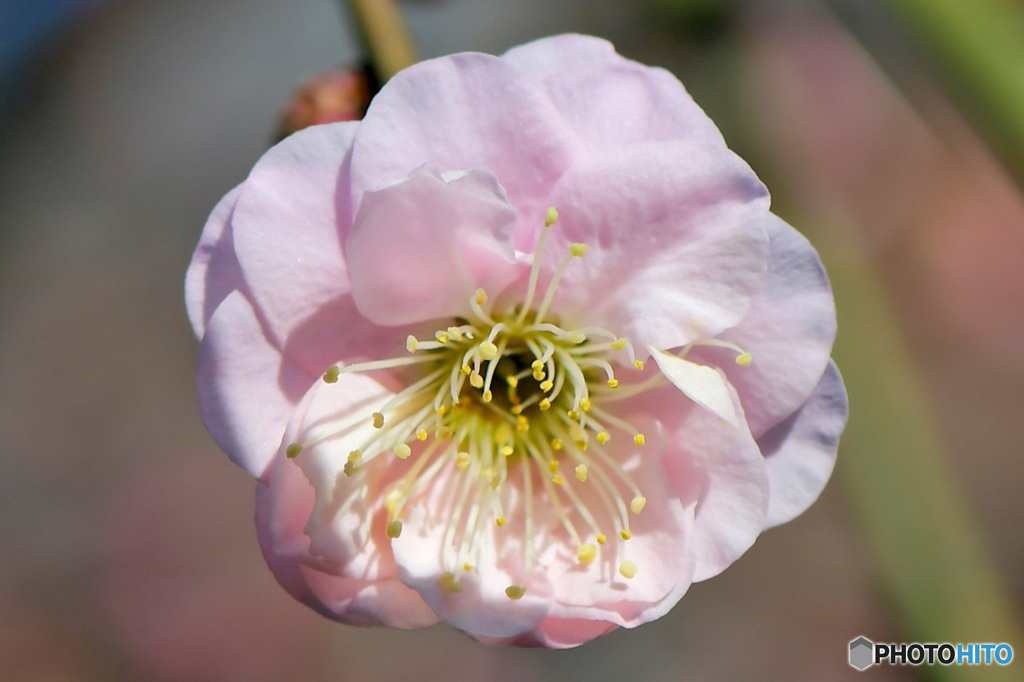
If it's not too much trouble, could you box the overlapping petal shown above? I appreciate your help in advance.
[758,361,846,528]
[346,166,522,326]
[232,123,359,347]
[349,51,574,244]
[185,184,243,338]
[689,214,837,437]
[196,291,314,478]
[545,137,770,353]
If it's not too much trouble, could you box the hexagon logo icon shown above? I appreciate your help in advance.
[849,636,874,671]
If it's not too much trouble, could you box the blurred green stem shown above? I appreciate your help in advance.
[884,0,1024,186]
[825,232,1024,679]
[346,0,417,81]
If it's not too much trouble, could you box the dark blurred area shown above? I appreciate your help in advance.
[2,0,1022,679]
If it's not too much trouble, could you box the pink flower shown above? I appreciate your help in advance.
[186,34,846,647]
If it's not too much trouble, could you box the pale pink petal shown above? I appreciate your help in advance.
[759,361,846,528]
[638,384,769,582]
[185,184,243,339]
[349,52,573,243]
[390,471,555,639]
[256,442,438,628]
[539,428,696,629]
[282,372,403,575]
[232,122,359,347]
[196,291,314,478]
[650,348,738,427]
[507,35,723,155]
[345,166,522,326]
[545,138,770,353]
[689,214,837,436]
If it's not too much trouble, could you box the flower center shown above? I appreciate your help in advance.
[289,207,660,598]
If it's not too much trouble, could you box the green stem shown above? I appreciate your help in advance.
[884,0,1024,186]
[345,0,418,81]
[823,231,1024,680]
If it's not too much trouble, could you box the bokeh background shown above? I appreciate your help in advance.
[2,0,1022,679]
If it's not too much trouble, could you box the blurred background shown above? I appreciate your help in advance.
[1,0,1022,679]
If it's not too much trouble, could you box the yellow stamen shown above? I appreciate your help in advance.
[633,433,646,446]
[631,495,647,514]
[322,365,340,383]
[736,351,753,366]
[394,443,412,459]
[386,519,403,539]
[372,412,385,429]
[545,206,559,227]
[577,543,597,563]
[569,243,588,257]
[505,585,526,600]
[575,464,588,482]
[620,529,632,541]
[406,335,418,353]
[285,443,303,459]
[619,561,637,579]
[596,533,607,545]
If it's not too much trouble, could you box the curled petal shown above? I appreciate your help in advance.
[256,439,438,628]
[232,123,359,347]
[689,214,837,437]
[759,361,847,528]
[196,291,313,478]
[346,166,522,326]
[638,385,769,582]
[546,138,770,353]
[185,184,243,339]
[349,51,574,242]
[650,348,739,427]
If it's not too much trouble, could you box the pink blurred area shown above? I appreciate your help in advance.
[1,0,1020,679]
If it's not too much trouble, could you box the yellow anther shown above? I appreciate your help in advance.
[490,474,501,490]
[577,543,597,563]
[531,360,544,371]
[435,331,450,343]
[500,445,514,457]
[447,326,463,340]
[619,561,638,579]
[463,563,473,572]
[416,429,428,441]
[439,572,463,594]
[631,495,647,514]
[539,398,552,411]
[575,440,588,451]
[596,533,607,545]
[506,375,518,389]
[545,206,559,227]
[436,404,448,416]
[479,341,498,360]
[611,338,627,351]
[633,360,645,370]
[347,450,362,464]
[548,459,559,474]
[516,415,530,433]
[496,516,507,527]
[505,585,526,600]
[569,243,588,257]
[482,390,493,403]
[372,412,385,428]
[539,379,554,392]
[394,443,412,459]
[596,431,610,444]
[470,372,484,388]
[579,397,591,412]
[285,443,303,459]
[736,351,753,367]
[343,462,359,476]
[567,410,580,421]
[406,335,418,353]
[620,529,632,541]
[633,433,646,446]
[322,365,341,383]
[550,438,563,451]
[552,475,565,486]
[456,451,471,471]
[510,404,523,415]
[496,423,513,444]
[566,330,586,344]
[532,370,545,381]
[386,519,403,539]
[575,464,588,482]
[607,378,619,388]
[460,364,471,376]
[475,288,488,305]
